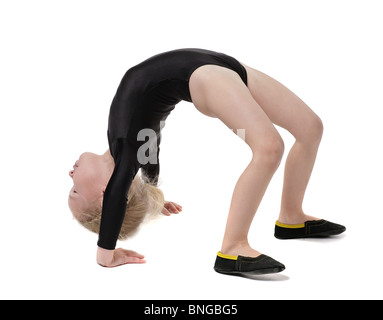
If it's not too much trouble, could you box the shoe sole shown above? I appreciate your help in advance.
[214,266,285,276]
[275,227,346,240]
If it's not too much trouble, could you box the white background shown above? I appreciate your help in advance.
[1,0,382,300]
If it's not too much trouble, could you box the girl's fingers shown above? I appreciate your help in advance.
[116,250,146,265]
[162,201,182,215]
[125,250,145,259]
[133,252,145,259]
[170,202,182,210]
[162,207,171,216]
[126,257,146,264]
[169,202,179,213]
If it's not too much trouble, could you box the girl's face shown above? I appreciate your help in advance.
[68,152,104,217]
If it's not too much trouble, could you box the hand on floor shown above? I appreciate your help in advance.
[162,201,182,216]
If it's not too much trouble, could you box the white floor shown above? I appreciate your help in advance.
[1,189,381,300]
[1,0,382,300]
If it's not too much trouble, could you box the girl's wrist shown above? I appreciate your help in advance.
[97,246,114,266]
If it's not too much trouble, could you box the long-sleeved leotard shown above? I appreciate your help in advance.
[98,48,248,250]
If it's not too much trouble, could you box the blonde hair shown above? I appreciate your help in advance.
[75,174,164,240]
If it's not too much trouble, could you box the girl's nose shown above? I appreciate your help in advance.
[69,170,74,178]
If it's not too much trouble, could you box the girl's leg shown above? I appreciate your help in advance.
[190,65,284,257]
[242,65,324,224]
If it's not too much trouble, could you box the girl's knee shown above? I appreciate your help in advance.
[251,134,285,168]
[294,114,323,146]
[313,115,324,141]
[305,114,324,145]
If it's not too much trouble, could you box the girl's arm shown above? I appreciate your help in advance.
[98,138,139,250]
[96,139,145,268]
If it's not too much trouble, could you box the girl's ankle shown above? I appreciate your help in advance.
[220,241,262,258]
[278,212,320,225]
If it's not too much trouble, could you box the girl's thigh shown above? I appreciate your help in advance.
[242,64,323,140]
[189,65,282,150]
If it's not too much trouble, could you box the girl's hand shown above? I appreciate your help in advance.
[161,201,182,216]
[97,247,146,268]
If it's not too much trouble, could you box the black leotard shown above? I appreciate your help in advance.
[98,48,248,250]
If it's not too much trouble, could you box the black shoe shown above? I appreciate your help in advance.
[274,219,346,240]
[213,251,285,276]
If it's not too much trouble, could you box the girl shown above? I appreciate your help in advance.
[68,49,345,275]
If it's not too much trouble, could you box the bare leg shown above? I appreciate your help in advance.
[190,65,284,257]
[243,66,324,224]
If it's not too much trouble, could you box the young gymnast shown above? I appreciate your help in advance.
[68,48,345,275]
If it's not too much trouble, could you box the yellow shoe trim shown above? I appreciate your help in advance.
[217,251,238,260]
[275,220,305,229]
